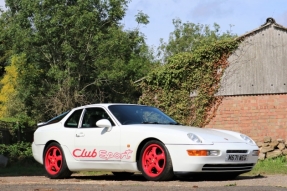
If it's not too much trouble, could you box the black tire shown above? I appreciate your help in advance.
[139,140,174,181]
[43,142,72,179]
[112,172,134,178]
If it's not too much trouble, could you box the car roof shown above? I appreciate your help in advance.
[71,103,144,110]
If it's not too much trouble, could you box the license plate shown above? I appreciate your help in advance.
[225,154,248,161]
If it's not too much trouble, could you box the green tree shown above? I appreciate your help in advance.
[0,8,12,78]
[0,0,154,121]
[157,19,235,62]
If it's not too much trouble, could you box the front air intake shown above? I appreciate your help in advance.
[202,163,255,171]
[226,150,248,153]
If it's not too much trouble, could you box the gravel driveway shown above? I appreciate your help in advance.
[1,174,287,191]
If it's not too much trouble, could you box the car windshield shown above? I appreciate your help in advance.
[108,105,180,125]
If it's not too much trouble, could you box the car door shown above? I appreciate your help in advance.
[72,107,121,161]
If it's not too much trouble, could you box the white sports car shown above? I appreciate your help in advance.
[32,104,259,181]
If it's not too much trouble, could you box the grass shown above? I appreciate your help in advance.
[0,162,46,176]
[243,156,287,176]
[74,171,113,176]
[224,183,237,186]
[1,156,287,177]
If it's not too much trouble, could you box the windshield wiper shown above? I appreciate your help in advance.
[142,122,181,125]
[168,122,181,125]
[142,121,159,124]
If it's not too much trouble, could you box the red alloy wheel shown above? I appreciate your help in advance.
[141,144,166,177]
[45,146,63,175]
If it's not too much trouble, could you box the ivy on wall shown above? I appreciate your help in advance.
[139,39,239,127]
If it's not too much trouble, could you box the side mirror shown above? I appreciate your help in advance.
[96,119,112,132]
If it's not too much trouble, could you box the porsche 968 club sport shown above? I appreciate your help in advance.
[32,104,259,181]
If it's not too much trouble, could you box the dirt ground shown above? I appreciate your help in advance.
[1,174,287,191]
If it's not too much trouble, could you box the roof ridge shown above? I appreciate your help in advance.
[236,17,287,40]
[261,17,285,28]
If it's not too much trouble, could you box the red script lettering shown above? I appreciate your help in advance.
[73,149,97,158]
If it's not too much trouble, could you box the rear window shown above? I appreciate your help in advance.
[42,110,71,126]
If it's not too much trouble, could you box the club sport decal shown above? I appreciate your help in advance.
[72,149,133,160]
[99,149,132,160]
[73,149,97,158]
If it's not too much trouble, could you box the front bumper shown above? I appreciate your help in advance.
[166,143,258,173]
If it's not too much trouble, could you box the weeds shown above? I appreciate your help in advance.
[244,156,287,176]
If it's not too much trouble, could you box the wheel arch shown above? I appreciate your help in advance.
[136,137,162,170]
[43,140,60,160]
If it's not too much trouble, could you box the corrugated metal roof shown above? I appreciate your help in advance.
[236,17,287,40]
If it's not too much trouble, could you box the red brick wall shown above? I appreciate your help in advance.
[204,94,287,141]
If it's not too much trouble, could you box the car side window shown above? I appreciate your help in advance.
[64,109,83,128]
[81,107,115,128]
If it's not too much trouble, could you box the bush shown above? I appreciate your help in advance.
[0,116,36,144]
[0,142,34,165]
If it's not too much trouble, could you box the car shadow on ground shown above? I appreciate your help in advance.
[71,174,147,181]
[175,174,266,182]
[70,174,265,182]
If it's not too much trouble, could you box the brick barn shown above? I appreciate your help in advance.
[205,18,287,141]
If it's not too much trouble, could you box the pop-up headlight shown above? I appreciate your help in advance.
[187,133,202,143]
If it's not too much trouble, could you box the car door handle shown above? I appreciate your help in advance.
[76,132,85,137]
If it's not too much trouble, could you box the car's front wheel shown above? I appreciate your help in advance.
[139,140,174,181]
[44,142,72,179]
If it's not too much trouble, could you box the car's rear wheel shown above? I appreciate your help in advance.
[44,142,72,179]
[139,140,174,181]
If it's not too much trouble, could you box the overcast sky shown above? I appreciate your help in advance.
[1,0,287,47]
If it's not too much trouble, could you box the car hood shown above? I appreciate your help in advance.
[123,124,250,144]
